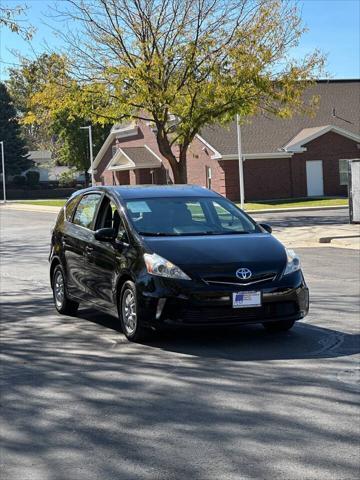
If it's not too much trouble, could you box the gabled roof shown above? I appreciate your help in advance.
[107,145,162,171]
[28,150,52,163]
[283,125,360,152]
[200,80,360,156]
[91,123,139,172]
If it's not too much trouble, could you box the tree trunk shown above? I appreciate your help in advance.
[156,128,189,184]
[176,148,188,184]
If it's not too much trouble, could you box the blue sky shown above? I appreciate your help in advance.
[1,0,359,80]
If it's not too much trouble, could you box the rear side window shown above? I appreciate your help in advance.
[65,196,80,222]
[73,194,102,229]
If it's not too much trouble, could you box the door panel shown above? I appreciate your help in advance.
[83,196,128,309]
[306,160,324,196]
[63,193,103,299]
[83,238,116,309]
[63,223,92,299]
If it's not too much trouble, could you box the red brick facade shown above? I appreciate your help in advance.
[95,121,359,201]
[218,131,359,201]
[291,131,358,197]
[219,157,293,201]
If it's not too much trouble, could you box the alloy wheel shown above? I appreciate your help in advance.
[54,270,65,309]
[122,288,137,335]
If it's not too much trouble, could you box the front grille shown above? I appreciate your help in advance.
[203,273,276,287]
[163,301,298,324]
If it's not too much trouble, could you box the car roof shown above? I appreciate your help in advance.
[75,185,220,200]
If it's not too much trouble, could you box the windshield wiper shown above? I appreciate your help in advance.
[138,230,252,237]
[211,231,251,235]
[138,231,179,236]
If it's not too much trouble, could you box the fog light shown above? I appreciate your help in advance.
[156,298,167,320]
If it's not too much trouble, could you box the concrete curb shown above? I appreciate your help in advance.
[319,234,360,244]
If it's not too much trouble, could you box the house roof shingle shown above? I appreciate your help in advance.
[200,80,360,155]
[108,146,162,171]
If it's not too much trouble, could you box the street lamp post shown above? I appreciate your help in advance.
[236,114,245,209]
[0,141,6,203]
[80,125,95,186]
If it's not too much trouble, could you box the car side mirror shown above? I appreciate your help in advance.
[259,223,272,234]
[94,227,117,242]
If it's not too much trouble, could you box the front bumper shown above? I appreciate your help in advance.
[137,271,309,327]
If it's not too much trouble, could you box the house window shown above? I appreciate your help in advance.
[205,166,212,189]
[339,159,349,186]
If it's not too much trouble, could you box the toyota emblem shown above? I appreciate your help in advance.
[236,268,252,280]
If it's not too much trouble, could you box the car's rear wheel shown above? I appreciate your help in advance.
[262,319,295,332]
[52,265,79,315]
[119,281,147,342]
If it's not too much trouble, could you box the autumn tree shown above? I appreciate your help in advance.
[27,0,324,183]
[0,3,34,39]
[10,55,111,179]
[7,54,64,150]
[51,113,110,181]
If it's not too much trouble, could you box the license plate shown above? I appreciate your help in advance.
[232,291,262,308]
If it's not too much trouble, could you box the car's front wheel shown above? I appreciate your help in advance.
[119,281,147,342]
[262,319,295,332]
[52,265,79,315]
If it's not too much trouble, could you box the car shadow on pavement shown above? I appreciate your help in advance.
[78,307,360,362]
[1,291,359,480]
[1,287,359,363]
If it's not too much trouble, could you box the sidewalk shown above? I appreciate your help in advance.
[273,224,359,250]
[0,203,61,214]
[1,203,359,249]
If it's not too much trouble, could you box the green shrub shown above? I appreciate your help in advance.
[58,169,77,187]
[26,170,40,186]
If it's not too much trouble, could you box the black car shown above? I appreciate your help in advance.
[49,185,309,341]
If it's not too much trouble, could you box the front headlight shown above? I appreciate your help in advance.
[144,253,191,280]
[283,248,301,275]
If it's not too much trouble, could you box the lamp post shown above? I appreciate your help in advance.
[236,114,245,209]
[0,141,6,203]
[80,125,95,186]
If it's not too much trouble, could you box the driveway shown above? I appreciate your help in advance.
[0,209,359,480]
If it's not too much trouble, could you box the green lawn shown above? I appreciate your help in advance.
[16,199,66,207]
[241,197,348,211]
[16,197,348,211]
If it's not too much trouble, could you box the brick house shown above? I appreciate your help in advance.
[92,80,360,201]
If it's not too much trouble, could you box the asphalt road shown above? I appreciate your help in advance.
[253,207,350,228]
[0,208,359,480]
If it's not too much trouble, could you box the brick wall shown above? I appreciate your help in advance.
[219,158,293,201]
[95,121,358,200]
[292,131,359,197]
[95,121,173,185]
[187,137,226,195]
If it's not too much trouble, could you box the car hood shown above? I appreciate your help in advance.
[142,233,287,280]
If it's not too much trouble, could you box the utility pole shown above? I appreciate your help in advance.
[0,141,6,203]
[80,126,95,186]
[236,114,245,209]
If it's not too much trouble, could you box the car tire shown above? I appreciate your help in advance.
[262,319,295,332]
[119,281,147,342]
[52,265,79,316]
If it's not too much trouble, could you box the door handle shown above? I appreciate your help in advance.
[62,234,69,247]
[84,246,94,256]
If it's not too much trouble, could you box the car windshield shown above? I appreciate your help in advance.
[124,196,259,236]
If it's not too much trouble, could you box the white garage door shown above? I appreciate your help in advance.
[306,160,324,196]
